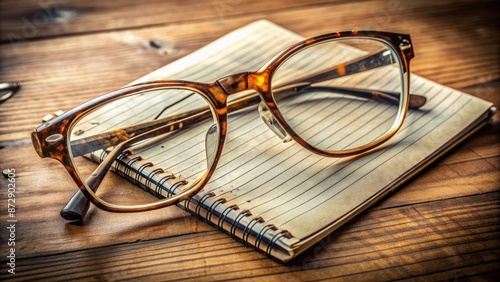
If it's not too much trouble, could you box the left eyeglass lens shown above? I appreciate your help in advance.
[68,88,219,206]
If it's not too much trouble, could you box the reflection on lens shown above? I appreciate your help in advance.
[271,38,405,152]
[68,88,218,206]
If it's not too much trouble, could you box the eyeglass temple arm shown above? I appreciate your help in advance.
[290,84,426,109]
[282,49,426,108]
[61,134,139,221]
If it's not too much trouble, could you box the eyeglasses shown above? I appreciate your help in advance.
[31,30,425,221]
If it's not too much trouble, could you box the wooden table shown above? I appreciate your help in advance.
[0,0,498,280]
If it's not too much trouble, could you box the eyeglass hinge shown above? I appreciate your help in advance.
[399,39,411,51]
[42,110,65,123]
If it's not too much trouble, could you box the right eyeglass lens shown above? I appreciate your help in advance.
[271,37,405,153]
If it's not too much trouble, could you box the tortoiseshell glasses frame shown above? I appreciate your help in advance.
[31,30,425,221]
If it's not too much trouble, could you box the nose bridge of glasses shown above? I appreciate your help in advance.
[216,72,250,95]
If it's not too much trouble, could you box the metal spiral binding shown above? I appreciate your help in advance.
[123,156,142,178]
[99,149,107,163]
[113,151,130,172]
[266,232,285,258]
[242,216,264,247]
[88,149,107,164]
[178,193,291,256]
[206,198,227,223]
[144,168,164,191]
[89,151,98,163]
[169,179,187,198]
[230,209,252,238]
[182,193,194,210]
[134,162,153,187]
[254,225,272,252]
[217,204,239,231]
[194,192,216,220]
[155,173,175,198]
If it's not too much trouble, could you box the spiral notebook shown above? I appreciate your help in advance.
[81,20,493,262]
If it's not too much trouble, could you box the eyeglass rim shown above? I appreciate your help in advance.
[257,32,412,157]
[71,85,227,212]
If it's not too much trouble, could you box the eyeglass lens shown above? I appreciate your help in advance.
[68,89,219,205]
[271,38,404,152]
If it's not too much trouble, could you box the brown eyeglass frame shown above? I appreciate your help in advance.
[31,30,423,219]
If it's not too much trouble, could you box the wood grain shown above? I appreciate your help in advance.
[0,0,498,280]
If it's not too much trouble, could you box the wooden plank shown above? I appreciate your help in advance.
[2,0,483,41]
[0,0,358,41]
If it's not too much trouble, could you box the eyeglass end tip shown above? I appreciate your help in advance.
[60,209,84,222]
[409,94,427,109]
